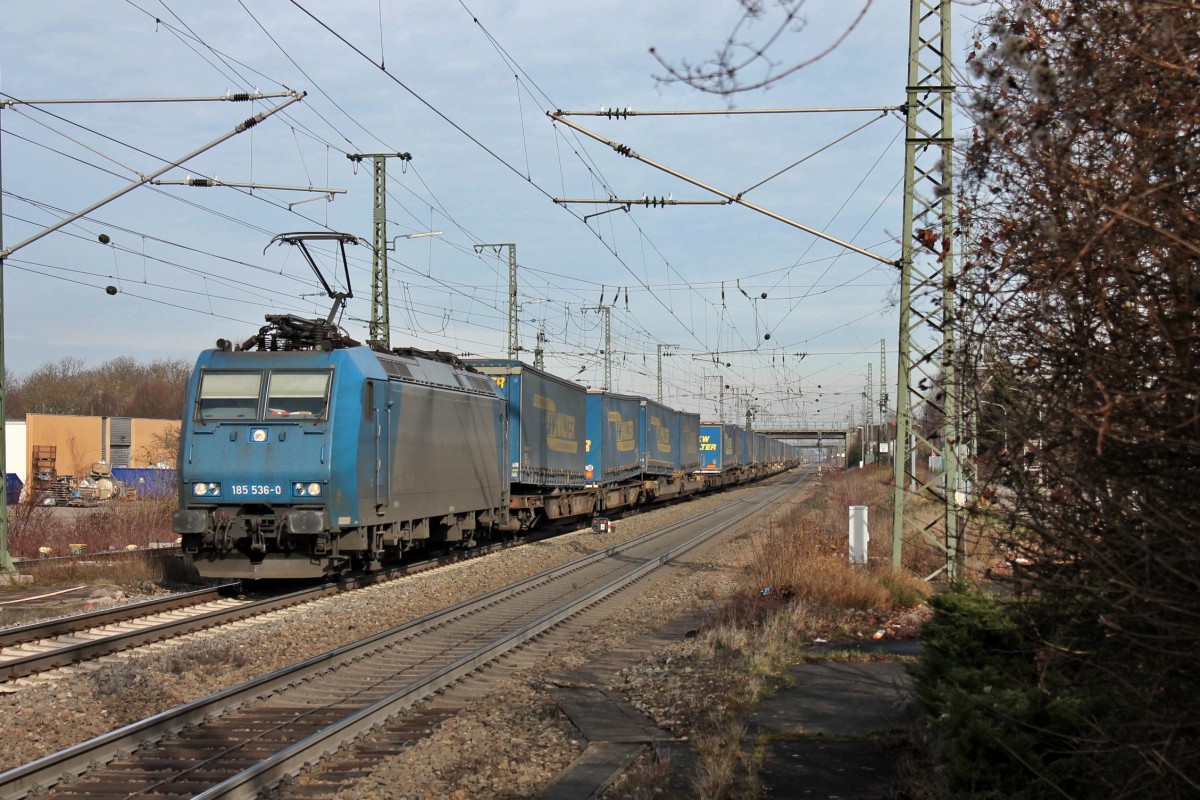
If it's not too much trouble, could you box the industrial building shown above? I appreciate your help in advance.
[5,414,179,502]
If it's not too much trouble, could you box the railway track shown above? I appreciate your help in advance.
[0,534,534,685]
[0,585,248,683]
[0,478,795,800]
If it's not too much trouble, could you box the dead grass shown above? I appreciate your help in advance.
[690,716,762,800]
[678,465,934,799]
[605,749,672,800]
[14,549,197,592]
[3,498,196,592]
[742,468,932,613]
[8,499,177,559]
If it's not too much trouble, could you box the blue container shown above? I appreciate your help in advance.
[639,399,678,476]
[6,473,22,505]
[699,423,745,472]
[748,432,763,466]
[724,424,743,468]
[698,423,724,472]
[112,467,176,499]
[583,391,648,484]
[586,390,643,485]
[678,413,700,472]
[466,360,587,487]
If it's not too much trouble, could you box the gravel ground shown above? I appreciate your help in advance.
[0,478,807,797]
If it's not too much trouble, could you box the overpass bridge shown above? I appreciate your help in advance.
[757,427,855,467]
[756,427,848,444]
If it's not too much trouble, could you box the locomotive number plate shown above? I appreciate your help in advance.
[230,484,284,497]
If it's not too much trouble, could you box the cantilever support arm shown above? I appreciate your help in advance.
[547,111,895,267]
[0,92,307,260]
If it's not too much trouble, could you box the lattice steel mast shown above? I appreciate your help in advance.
[474,244,519,360]
[348,152,411,350]
[893,0,960,579]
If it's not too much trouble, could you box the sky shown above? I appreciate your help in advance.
[0,0,975,428]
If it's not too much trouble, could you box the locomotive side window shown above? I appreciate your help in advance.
[266,372,331,418]
[197,372,263,420]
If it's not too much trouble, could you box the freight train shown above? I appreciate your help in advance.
[173,234,798,580]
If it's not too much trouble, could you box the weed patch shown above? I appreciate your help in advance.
[4,499,198,593]
[8,499,177,560]
[669,466,932,798]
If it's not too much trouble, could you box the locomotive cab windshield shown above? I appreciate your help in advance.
[197,372,262,420]
[266,372,330,418]
[196,370,331,421]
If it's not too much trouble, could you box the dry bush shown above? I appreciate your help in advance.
[750,530,891,611]
[69,500,177,551]
[689,717,761,800]
[9,499,176,560]
[703,595,814,680]
[949,2,1200,795]
[8,499,195,591]
[5,500,63,559]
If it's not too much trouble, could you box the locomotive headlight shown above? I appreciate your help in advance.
[193,482,221,497]
[307,482,322,497]
[292,482,323,497]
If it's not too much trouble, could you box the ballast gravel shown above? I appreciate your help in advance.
[0,482,803,798]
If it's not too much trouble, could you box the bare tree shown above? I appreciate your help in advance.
[7,357,191,420]
[139,427,180,468]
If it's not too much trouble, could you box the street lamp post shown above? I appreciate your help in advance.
[388,231,443,249]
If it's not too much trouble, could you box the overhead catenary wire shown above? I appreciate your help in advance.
[4,1,904,418]
[286,1,745,361]
[0,91,306,260]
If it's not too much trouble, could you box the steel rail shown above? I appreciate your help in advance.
[0,534,532,682]
[0,584,235,648]
[0,478,797,800]
[195,482,793,800]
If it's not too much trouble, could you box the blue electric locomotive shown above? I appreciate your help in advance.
[173,234,509,579]
[173,330,509,579]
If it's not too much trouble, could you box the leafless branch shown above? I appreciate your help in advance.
[650,0,874,97]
